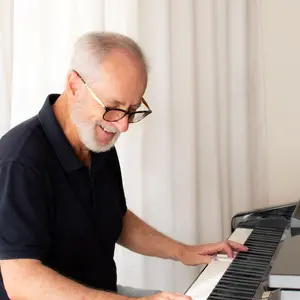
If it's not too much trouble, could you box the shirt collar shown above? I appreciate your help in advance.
[38,94,110,173]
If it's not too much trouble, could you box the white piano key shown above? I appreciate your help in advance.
[185,228,253,300]
[228,227,253,244]
[186,258,233,300]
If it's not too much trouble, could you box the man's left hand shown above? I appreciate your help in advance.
[177,240,248,265]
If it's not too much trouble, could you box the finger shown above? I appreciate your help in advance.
[228,240,248,251]
[159,291,192,300]
[222,242,233,258]
[173,293,192,300]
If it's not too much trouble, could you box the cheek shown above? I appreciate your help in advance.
[89,105,105,122]
[78,110,94,123]
[81,107,99,123]
[75,97,105,124]
[78,97,97,116]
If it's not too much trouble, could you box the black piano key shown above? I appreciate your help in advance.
[237,250,274,257]
[221,273,260,283]
[209,286,255,299]
[245,240,278,247]
[227,263,266,273]
[250,229,282,236]
[246,236,280,243]
[232,262,268,270]
[208,294,254,299]
[235,254,271,262]
[245,248,275,255]
[208,296,251,300]
[235,253,272,261]
[225,269,263,277]
[218,277,259,287]
[249,231,283,237]
[233,256,271,264]
[246,244,278,251]
[212,286,255,295]
[209,294,255,299]
[208,296,246,300]
[228,262,266,270]
[236,254,273,261]
[233,256,270,266]
[254,226,284,232]
[216,281,257,292]
[249,233,283,240]
[246,238,280,244]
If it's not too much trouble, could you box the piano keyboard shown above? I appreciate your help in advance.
[185,227,285,300]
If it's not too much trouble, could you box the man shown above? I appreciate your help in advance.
[0,32,247,300]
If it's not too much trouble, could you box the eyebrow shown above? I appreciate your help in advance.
[109,99,141,109]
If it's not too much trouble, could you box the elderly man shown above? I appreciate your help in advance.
[0,32,247,300]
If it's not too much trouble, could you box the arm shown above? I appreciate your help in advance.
[118,210,249,265]
[118,210,185,261]
[0,162,127,300]
[1,259,128,300]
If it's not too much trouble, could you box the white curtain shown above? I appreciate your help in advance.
[0,0,267,293]
[0,0,13,138]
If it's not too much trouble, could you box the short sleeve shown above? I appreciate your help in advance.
[0,161,51,260]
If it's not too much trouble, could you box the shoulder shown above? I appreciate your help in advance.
[0,116,51,170]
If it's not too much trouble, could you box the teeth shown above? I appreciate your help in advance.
[100,125,114,133]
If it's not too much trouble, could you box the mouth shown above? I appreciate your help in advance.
[97,124,116,143]
[99,124,114,133]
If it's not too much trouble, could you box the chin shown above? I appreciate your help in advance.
[83,139,115,153]
[76,123,120,153]
[83,134,120,153]
[94,142,116,153]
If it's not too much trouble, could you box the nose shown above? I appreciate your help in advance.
[114,116,129,133]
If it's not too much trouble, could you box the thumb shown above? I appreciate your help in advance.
[194,254,212,265]
[200,255,212,264]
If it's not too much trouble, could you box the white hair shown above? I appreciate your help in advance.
[70,31,149,81]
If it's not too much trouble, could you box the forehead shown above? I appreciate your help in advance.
[96,50,147,95]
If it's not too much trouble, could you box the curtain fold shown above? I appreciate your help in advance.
[0,0,13,137]
[0,0,267,293]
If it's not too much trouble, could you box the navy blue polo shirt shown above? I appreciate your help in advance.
[0,94,127,298]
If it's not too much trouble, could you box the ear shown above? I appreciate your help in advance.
[66,71,81,98]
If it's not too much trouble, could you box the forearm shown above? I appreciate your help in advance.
[118,210,186,261]
[1,259,128,300]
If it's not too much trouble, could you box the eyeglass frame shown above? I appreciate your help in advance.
[73,70,152,123]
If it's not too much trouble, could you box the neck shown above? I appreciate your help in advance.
[53,93,91,167]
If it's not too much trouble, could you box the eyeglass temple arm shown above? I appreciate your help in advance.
[73,70,85,83]
[142,98,152,112]
[73,70,106,109]
[74,69,151,112]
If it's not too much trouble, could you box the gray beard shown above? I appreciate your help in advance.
[70,103,120,153]
[77,122,120,153]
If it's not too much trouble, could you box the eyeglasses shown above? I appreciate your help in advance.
[73,70,152,123]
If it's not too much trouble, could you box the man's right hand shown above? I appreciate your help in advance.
[140,291,192,300]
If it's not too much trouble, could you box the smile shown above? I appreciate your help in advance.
[99,124,115,134]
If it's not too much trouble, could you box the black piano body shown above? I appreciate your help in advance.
[231,202,297,232]
[185,200,300,300]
